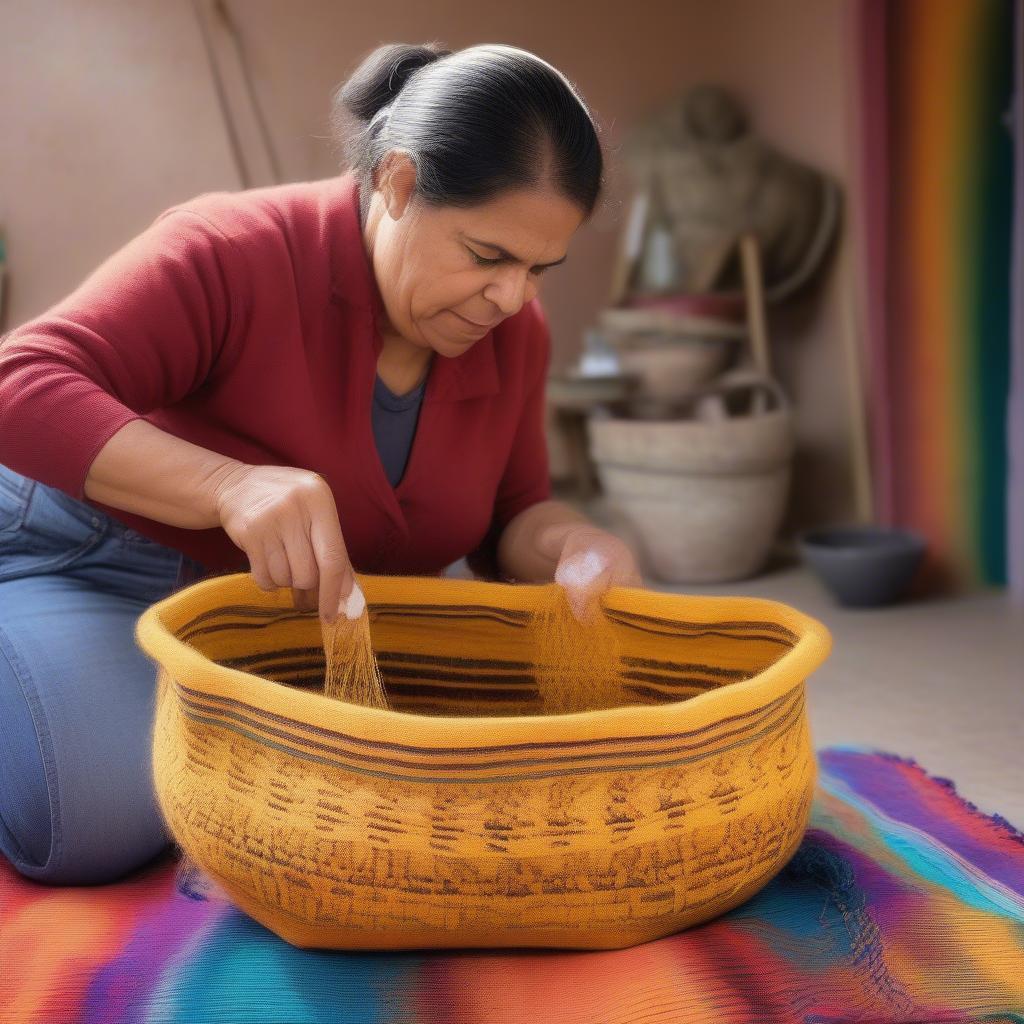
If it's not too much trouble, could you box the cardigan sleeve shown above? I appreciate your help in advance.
[466,300,553,579]
[0,208,244,500]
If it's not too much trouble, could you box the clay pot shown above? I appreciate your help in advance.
[615,341,731,401]
[598,306,744,401]
[589,373,794,583]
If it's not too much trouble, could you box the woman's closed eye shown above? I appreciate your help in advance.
[467,248,548,275]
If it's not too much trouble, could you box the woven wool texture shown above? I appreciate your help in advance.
[135,572,832,951]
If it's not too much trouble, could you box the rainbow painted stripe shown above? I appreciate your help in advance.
[858,0,1016,587]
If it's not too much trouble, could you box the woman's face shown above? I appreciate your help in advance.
[363,152,585,358]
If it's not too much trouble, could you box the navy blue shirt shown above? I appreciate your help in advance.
[371,373,427,487]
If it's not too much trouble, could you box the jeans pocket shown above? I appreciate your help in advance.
[0,477,107,581]
[0,464,34,537]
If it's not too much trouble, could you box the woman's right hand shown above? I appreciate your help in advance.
[211,463,362,624]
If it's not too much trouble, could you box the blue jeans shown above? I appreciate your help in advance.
[0,462,210,885]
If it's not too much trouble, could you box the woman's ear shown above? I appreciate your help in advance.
[377,151,418,219]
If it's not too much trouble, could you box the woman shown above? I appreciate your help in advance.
[0,42,641,886]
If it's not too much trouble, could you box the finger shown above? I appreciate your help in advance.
[291,587,318,613]
[309,508,355,624]
[280,519,320,614]
[246,543,277,591]
[263,539,293,590]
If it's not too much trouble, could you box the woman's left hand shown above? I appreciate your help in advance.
[552,525,643,623]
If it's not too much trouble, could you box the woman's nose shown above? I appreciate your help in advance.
[484,268,536,316]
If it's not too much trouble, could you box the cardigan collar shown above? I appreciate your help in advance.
[327,172,499,403]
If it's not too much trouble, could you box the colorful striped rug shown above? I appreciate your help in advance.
[2,747,1022,1023]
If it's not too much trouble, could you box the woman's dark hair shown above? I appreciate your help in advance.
[331,42,604,224]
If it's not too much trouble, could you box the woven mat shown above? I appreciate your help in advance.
[2,747,1022,1023]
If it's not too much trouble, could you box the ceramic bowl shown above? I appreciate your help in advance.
[798,525,927,607]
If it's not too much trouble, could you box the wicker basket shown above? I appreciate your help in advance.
[589,374,796,582]
[135,572,831,951]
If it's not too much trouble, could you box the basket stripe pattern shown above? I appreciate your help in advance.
[137,574,831,950]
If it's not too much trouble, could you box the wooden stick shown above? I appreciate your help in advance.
[739,234,772,374]
[608,190,649,306]
[837,238,875,524]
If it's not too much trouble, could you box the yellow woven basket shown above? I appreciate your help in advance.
[135,572,831,951]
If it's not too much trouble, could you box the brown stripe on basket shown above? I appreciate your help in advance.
[611,621,793,647]
[172,682,803,773]
[177,603,299,632]
[175,601,532,645]
[219,651,539,698]
[604,610,798,647]
[620,656,750,680]
[172,680,800,756]
[607,609,799,642]
[178,692,806,778]
[206,643,772,687]
[232,680,539,711]
[204,672,541,704]
[174,688,806,784]
[369,607,530,629]
[178,606,318,643]
[357,681,537,702]
[619,671,721,691]
[369,602,531,623]
[220,653,538,690]
[372,666,536,687]
[220,645,324,668]
[218,651,743,704]
[376,651,533,671]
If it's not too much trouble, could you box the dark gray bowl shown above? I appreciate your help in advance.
[797,525,927,607]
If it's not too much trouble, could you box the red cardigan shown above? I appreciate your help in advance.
[0,173,552,575]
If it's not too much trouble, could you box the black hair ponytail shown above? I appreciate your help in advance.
[334,42,450,124]
[332,42,604,223]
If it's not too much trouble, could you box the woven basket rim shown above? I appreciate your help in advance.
[135,572,832,744]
